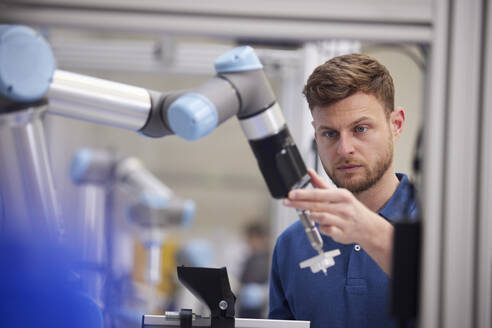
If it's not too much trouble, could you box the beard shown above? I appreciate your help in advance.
[324,136,394,194]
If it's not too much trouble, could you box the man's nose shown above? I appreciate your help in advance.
[337,133,355,156]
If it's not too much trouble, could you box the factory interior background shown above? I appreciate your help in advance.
[1,1,491,327]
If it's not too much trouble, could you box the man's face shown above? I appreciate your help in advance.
[312,92,397,194]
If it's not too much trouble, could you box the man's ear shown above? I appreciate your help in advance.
[390,108,405,140]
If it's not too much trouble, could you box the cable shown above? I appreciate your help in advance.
[311,138,319,173]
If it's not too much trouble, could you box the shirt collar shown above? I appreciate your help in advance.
[378,173,417,223]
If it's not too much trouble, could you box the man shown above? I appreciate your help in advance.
[238,222,270,318]
[268,54,418,328]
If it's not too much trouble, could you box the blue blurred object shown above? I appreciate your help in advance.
[70,148,93,183]
[181,200,196,228]
[240,283,266,309]
[0,191,3,222]
[139,190,169,209]
[177,240,215,267]
[0,236,103,328]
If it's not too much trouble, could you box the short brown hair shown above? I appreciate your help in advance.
[302,53,394,116]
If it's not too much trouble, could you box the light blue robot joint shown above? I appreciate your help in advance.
[214,46,263,73]
[167,93,218,141]
[0,25,55,102]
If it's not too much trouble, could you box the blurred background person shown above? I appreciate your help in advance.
[237,221,270,318]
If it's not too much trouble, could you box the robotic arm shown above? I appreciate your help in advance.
[47,47,309,198]
[167,47,337,274]
[71,148,194,285]
[0,25,337,274]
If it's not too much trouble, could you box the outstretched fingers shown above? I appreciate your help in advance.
[282,199,326,212]
[287,188,349,204]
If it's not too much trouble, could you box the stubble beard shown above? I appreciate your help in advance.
[324,138,394,194]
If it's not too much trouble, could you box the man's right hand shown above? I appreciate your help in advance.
[283,169,394,276]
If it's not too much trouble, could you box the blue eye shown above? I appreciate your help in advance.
[355,126,368,133]
[323,130,338,138]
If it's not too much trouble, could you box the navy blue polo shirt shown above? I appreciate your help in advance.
[268,173,418,328]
